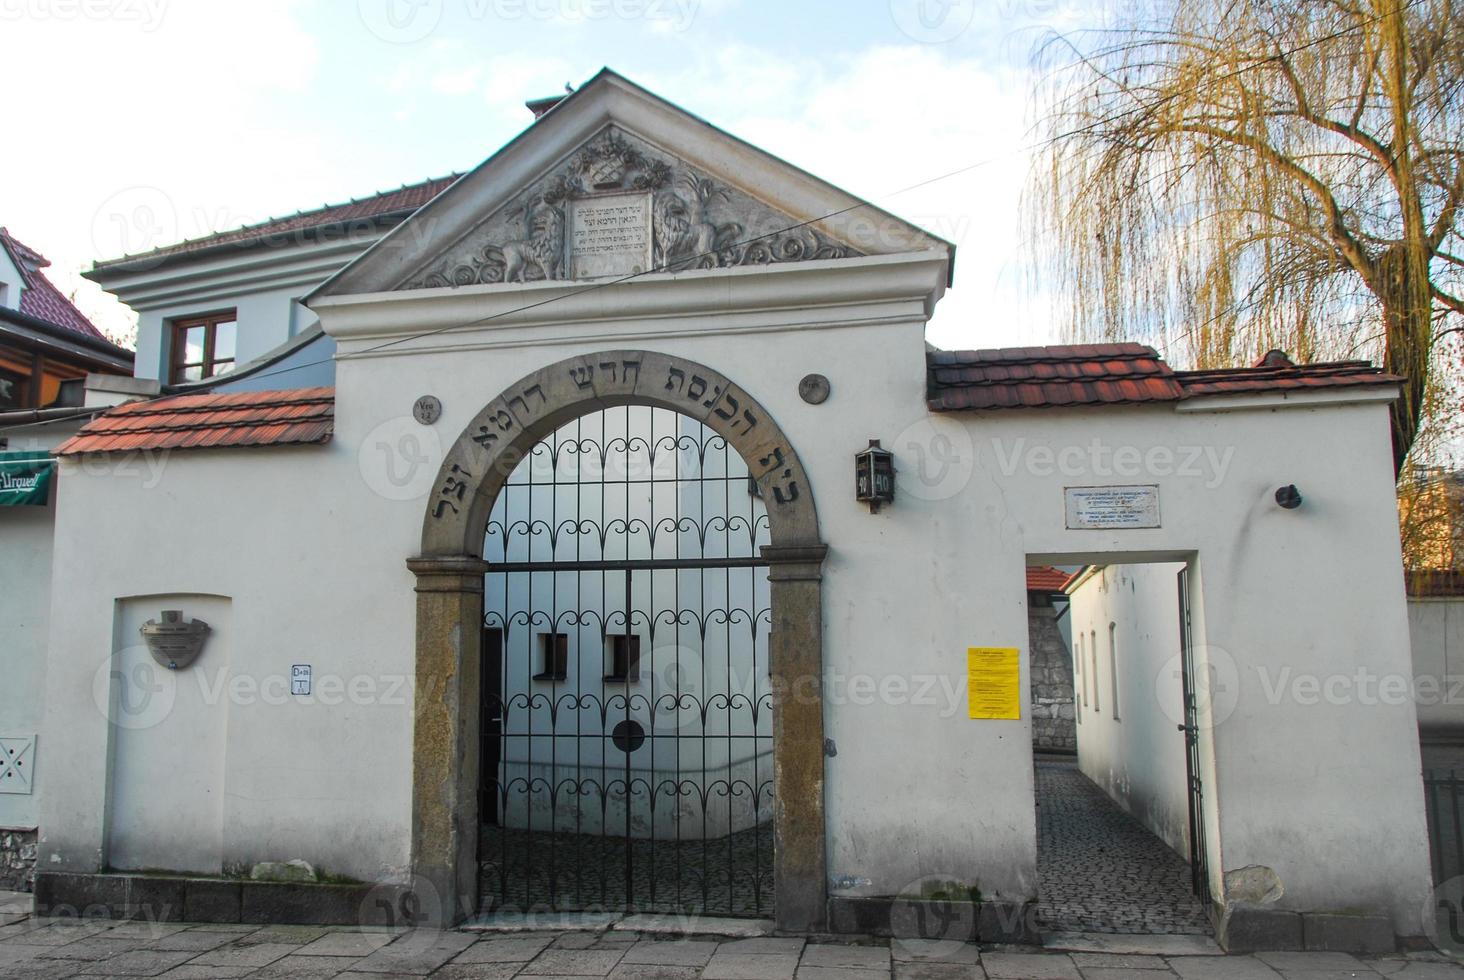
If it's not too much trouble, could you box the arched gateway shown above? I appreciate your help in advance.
[408,350,828,930]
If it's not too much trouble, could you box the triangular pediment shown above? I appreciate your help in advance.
[309,70,951,300]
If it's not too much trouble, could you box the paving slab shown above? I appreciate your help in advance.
[982,951,1082,979]
[517,947,626,975]
[1169,957,1285,980]
[249,953,364,978]
[152,966,255,979]
[432,965,522,980]
[0,893,31,916]
[1372,965,1464,979]
[795,967,892,979]
[71,948,196,976]
[187,940,298,968]
[349,930,477,974]
[1082,970,1180,980]
[889,939,980,964]
[893,963,986,980]
[620,938,720,967]
[801,943,893,970]
[607,966,703,980]
[294,930,399,957]
[702,952,802,980]
[454,935,560,964]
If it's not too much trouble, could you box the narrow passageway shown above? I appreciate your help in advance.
[1035,757,1212,935]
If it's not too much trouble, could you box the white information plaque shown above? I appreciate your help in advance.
[1064,485,1161,529]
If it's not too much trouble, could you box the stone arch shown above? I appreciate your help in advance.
[408,349,828,931]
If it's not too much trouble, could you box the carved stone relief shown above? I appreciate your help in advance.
[401,126,861,289]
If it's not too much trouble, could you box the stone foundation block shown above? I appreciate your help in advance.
[1302,912,1396,954]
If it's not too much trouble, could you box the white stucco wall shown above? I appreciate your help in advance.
[1068,563,1191,859]
[0,247,24,312]
[1412,597,1464,738]
[0,419,89,832]
[38,252,1432,934]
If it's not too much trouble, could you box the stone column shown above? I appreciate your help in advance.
[407,555,489,926]
[762,544,829,933]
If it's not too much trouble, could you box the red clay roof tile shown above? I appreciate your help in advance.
[928,344,1400,412]
[55,387,334,455]
[90,175,460,269]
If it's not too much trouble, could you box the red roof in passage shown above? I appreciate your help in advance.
[0,227,109,340]
[90,175,460,269]
[55,387,334,455]
[928,345,1400,412]
[1026,566,1074,593]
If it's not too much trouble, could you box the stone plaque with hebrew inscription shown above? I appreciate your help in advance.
[567,192,652,279]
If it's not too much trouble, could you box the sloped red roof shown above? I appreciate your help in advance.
[55,387,334,455]
[1026,566,1074,592]
[1174,361,1393,396]
[0,227,109,340]
[928,345,1399,411]
[928,344,1181,411]
[90,175,460,269]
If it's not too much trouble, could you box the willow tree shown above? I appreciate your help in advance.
[1030,0,1464,474]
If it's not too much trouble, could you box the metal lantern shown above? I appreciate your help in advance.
[854,439,895,512]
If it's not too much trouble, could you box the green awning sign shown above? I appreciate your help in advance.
[0,452,55,507]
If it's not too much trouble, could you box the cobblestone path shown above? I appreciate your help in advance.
[1035,758,1213,935]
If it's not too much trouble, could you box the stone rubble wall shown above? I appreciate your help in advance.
[0,828,38,892]
[1029,596,1076,753]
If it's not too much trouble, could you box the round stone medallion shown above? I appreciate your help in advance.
[412,395,443,426]
[798,373,831,405]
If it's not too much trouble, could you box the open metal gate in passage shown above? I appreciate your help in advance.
[478,406,774,916]
[1177,567,1212,906]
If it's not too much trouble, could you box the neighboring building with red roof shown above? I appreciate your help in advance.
[0,228,132,412]
[83,175,458,392]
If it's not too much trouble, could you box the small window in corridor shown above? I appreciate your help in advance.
[1109,623,1120,722]
[1077,632,1087,709]
[604,634,641,682]
[534,633,569,681]
[1090,630,1100,713]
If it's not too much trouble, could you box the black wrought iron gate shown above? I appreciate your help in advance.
[1176,567,1212,906]
[478,406,774,916]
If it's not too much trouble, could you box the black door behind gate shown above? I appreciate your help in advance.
[1176,567,1212,905]
[478,406,774,917]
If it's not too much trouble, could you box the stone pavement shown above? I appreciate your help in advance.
[2,910,1462,980]
[1035,759,1212,936]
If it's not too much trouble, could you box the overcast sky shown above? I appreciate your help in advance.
[0,0,1102,350]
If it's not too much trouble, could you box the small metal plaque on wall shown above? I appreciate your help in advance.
[291,665,312,696]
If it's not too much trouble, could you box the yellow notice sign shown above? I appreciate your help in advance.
[967,647,1021,720]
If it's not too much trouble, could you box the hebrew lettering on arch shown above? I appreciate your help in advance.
[665,366,686,394]
[713,392,740,422]
[687,375,707,400]
[621,360,640,386]
[598,361,618,383]
[570,366,594,389]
